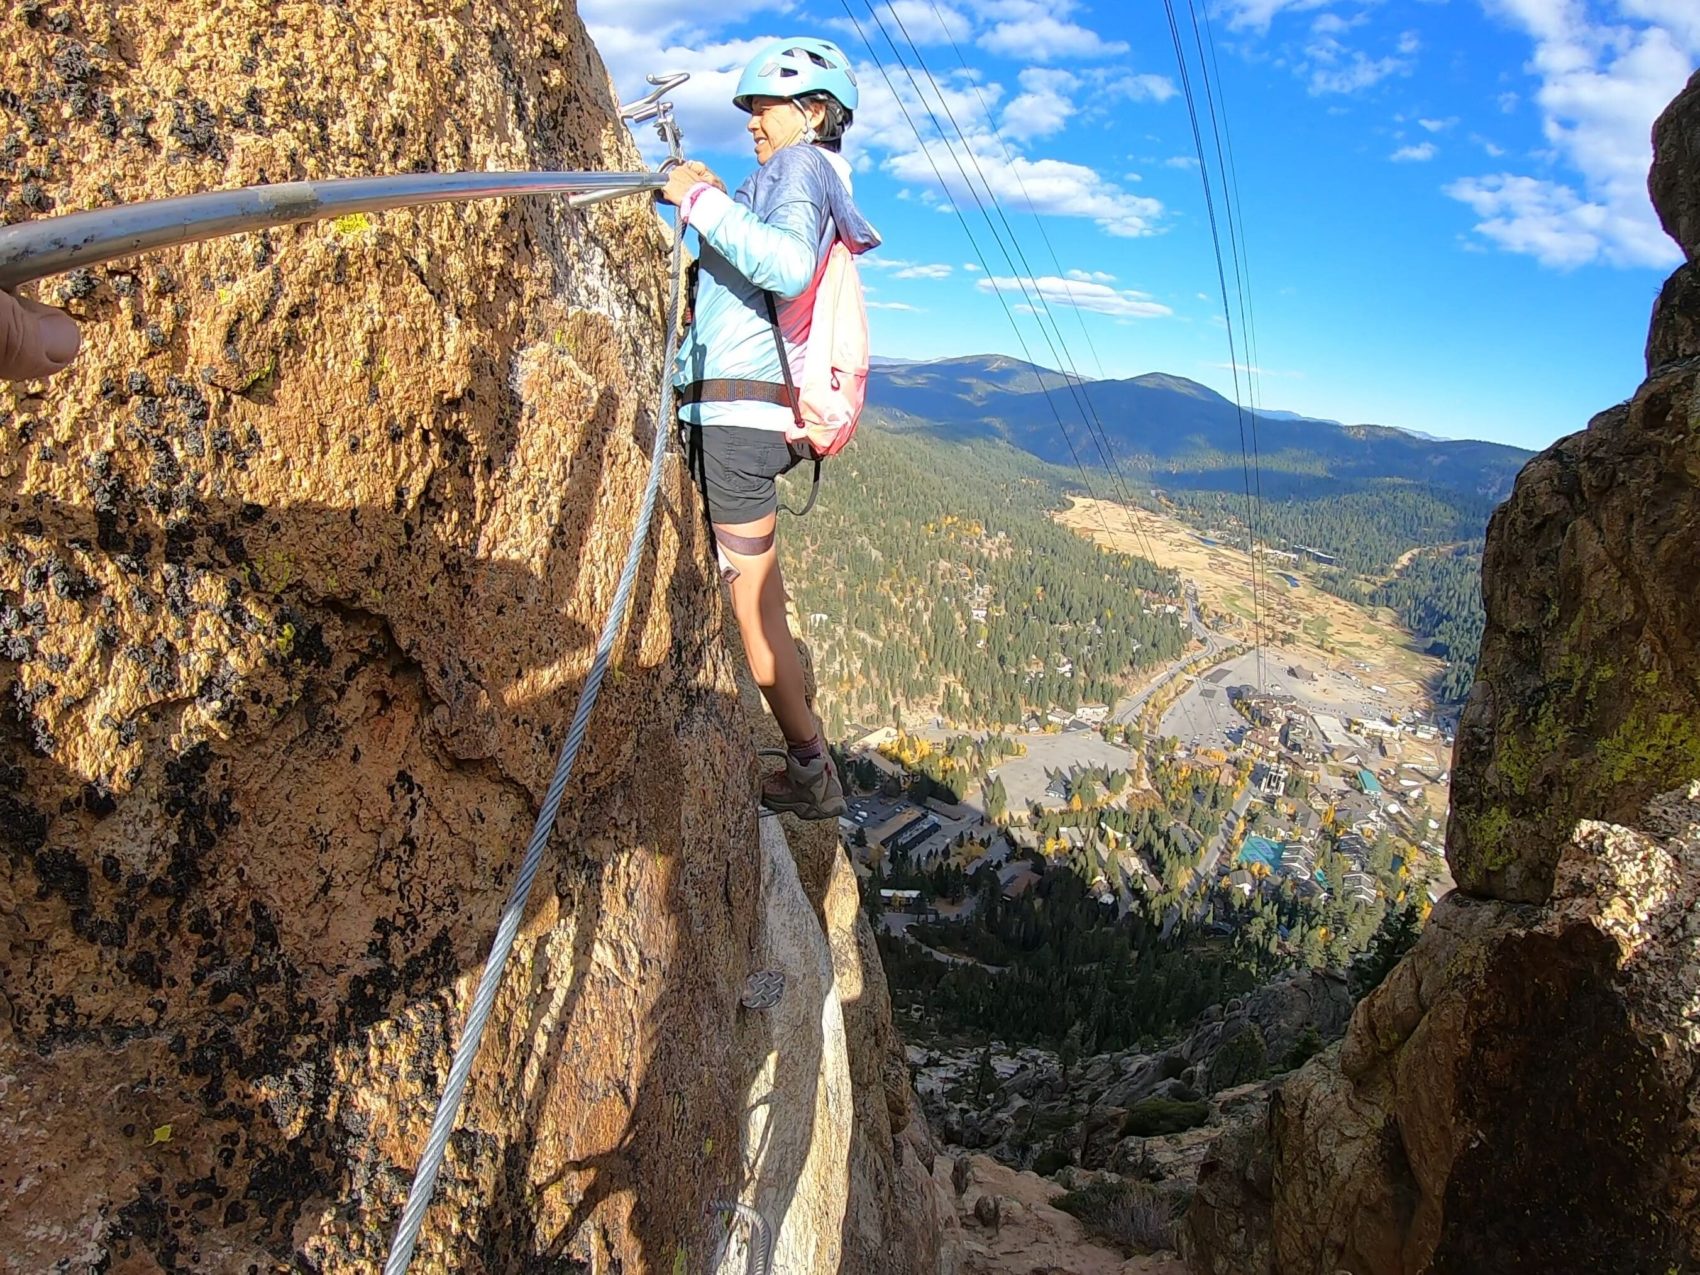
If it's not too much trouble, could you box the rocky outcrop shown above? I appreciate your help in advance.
[1450,70,1700,905]
[1181,71,1700,1275]
[1185,786,1700,1274]
[916,970,1350,1175]
[1651,68,1700,262]
[0,5,941,1271]
[946,1153,1189,1275]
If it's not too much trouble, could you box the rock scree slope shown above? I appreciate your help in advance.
[1182,69,1700,1275]
[0,4,945,1272]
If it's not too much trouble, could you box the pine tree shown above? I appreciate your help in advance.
[1350,903,1422,997]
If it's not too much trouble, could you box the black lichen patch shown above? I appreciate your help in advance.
[0,760,48,858]
[124,636,181,695]
[167,95,226,162]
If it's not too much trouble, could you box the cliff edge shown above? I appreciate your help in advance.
[0,4,944,1271]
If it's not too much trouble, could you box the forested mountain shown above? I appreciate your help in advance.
[784,356,1520,720]
[1369,547,1487,701]
[776,428,1188,736]
[1160,486,1496,577]
[868,356,1532,502]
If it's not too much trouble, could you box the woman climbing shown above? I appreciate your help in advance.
[657,37,879,820]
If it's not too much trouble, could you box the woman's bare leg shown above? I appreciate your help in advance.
[713,511,817,745]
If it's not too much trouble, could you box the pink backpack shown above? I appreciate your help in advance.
[785,238,868,457]
[763,238,868,513]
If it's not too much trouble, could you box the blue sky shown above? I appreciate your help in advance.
[583,0,1699,452]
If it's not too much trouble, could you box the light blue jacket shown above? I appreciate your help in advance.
[675,143,881,431]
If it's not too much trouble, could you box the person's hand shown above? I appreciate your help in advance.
[0,287,81,382]
[679,160,725,193]
[657,160,726,207]
[657,164,700,206]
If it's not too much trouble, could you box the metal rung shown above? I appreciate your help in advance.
[740,970,785,1010]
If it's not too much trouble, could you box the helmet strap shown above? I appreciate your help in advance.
[794,99,818,145]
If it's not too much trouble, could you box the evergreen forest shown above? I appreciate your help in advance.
[777,426,1187,736]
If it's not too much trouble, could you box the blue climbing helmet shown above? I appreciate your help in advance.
[733,38,859,113]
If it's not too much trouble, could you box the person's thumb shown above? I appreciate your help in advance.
[0,289,82,382]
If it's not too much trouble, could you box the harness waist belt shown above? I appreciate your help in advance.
[677,378,798,408]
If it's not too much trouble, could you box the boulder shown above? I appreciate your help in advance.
[1184,786,1700,1273]
[1651,68,1700,260]
[1646,260,1700,372]
[1447,361,1700,903]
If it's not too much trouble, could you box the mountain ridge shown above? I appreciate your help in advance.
[867,354,1532,499]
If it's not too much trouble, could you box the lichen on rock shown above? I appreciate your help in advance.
[1448,73,1700,904]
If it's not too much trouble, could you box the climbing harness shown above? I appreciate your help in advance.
[0,71,692,288]
[709,1199,777,1275]
[372,76,691,1275]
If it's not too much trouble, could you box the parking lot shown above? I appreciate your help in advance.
[1158,648,1413,752]
[988,729,1138,815]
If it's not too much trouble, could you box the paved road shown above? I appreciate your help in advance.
[1112,591,1229,726]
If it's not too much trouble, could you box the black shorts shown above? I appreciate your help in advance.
[681,421,806,525]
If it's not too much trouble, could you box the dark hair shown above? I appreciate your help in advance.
[799,91,853,152]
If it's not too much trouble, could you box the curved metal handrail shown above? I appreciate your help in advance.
[0,170,665,287]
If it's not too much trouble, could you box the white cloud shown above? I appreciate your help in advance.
[871,1,975,44]
[1311,11,1368,34]
[1471,133,1508,156]
[886,141,1167,236]
[1066,268,1117,282]
[1218,0,1337,36]
[1498,90,1521,112]
[1165,155,1201,169]
[1219,1,1417,95]
[1308,50,1414,95]
[1392,141,1438,161]
[861,257,954,279]
[582,16,786,157]
[978,274,1175,318]
[1445,172,1675,268]
[1109,73,1180,103]
[969,0,1129,60]
[1208,361,1303,378]
[964,262,983,271]
[1455,0,1697,268]
[867,300,925,310]
[1418,115,1460,131]
[1001,67,1080,141]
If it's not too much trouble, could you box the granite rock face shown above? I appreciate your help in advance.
[1448,73,1700,903]
[0,5,940,1272]
[1652,69,1700,261]
[1184,786,1700,1275]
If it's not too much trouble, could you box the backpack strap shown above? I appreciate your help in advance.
[763,293,806,432]
[780,457,822,518]
[764,293,823,518]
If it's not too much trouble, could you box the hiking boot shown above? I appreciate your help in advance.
[758,747,847,820]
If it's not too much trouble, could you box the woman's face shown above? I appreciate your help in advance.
[747,96,826,164]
